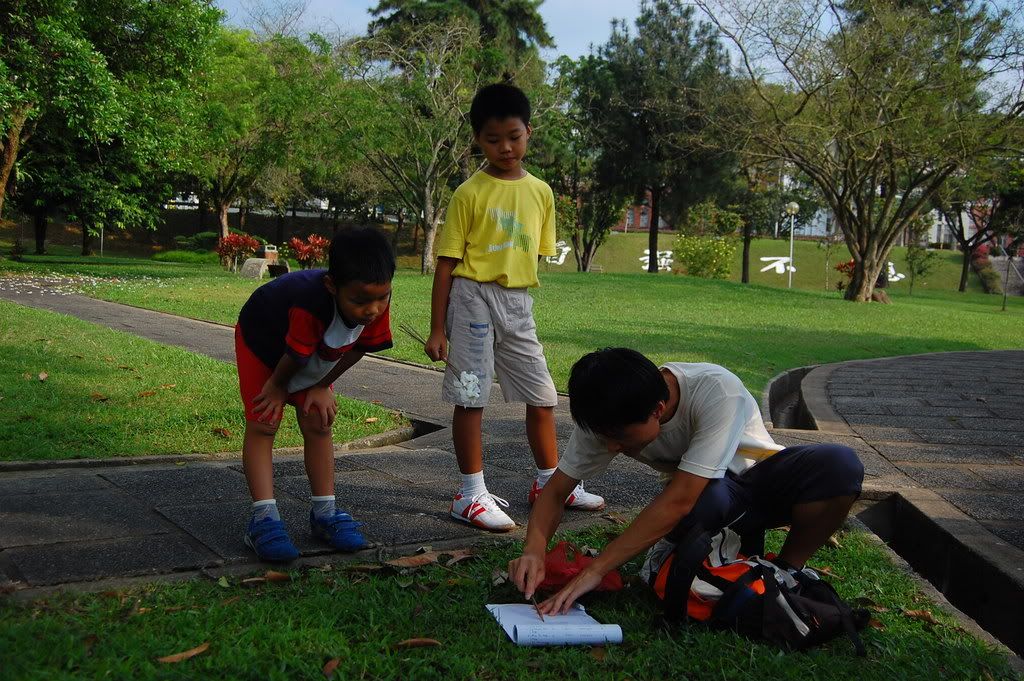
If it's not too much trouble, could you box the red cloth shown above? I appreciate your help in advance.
[537,541,624,593]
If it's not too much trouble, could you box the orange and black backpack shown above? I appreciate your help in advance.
[642,527,869,655]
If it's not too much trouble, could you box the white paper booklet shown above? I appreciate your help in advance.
[485,603,623,647]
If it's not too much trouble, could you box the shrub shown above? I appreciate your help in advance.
[152,250,220,264]
[673,235,736,279]
[288,234,330,269]
[978,265,1003,294]
[175,229,266,252]
[216,233,261,271]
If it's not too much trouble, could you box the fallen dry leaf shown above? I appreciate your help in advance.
[118,365,136,371]
[160,383,177,389]
[491,569,508,586]
[868,618,885,630]
[812,565,843,581]
[827,535,842,549]
[265,570,291,582]
[393,638,441,649]
[220,596,241,607]
[211,427,231,438]
[136,607,153,615]
[90,392,110,402]
[72,354,84,359]
[903,609,942,626]
[385,548,475,569]
[138,390,157,398]
[241,577,266,587]
[371,400,383,405]
[590,646,607,661]
[82,634,99,653]
[323,657,341,678]
[38,372,48,382]
[23,373,32,380]
[601,512,628,526]
[156,642,209,663]
[344,564,384,573]
[364,417,379,423]
[444,552,479,567]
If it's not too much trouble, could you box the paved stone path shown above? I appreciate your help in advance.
[1,279,1020,596]
[0,282,667,588]
[802,351,1024,551]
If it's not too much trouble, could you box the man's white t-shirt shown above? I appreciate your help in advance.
[557,363,784,482]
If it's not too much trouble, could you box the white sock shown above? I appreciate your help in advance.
[311,494,336,519]
[459,471,487,498]
[535,467,557,487]
[251,499,280,522]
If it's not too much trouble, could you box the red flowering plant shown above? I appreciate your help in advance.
[216,233,261,271]
[288,234,330,269]
[834,259,856,291]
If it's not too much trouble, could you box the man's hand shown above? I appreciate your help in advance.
[539,567,605,615]
[508,551,546,600]
[424,330,448,363]
[252,378,289,424]
[303,386,337,430]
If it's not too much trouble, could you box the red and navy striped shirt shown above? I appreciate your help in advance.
[238,269,392,376]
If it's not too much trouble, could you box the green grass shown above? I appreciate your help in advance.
[0,300,403,460]
[5,255,1018,394]
[0,528,1014,680]
[542,232,984,293]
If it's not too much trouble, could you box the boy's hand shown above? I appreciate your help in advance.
[508,551,546,600]
[252,378,289,424]
[539,567,604,616]
[303,386,337,430]
[424,331,448,363]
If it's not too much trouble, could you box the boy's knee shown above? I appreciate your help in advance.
[816,444,864,490]
[298,415,332,439]
[248,420,279,437]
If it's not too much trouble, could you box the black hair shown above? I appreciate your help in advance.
[327,226,396,285]
[567,348,669,435]
[469,83,531,135]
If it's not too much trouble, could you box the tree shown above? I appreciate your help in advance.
[7,0,219,252]
[190,29,326,238]
[0,0,219,221]
[904,219,940,294]
[368,0,552,81]
[584,0,735,273]
[696,0,1024,301]
[333,20,481,273]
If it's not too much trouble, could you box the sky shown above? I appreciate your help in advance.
[213,0,643,58]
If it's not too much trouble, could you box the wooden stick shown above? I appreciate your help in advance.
[398,323,461,376]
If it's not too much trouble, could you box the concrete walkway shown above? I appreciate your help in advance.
[1,279,1020,604]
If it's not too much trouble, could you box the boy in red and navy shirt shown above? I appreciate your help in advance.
[235,226,394,561]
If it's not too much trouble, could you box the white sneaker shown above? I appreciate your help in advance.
[450,491,516,532]
[565,482,606,511]
[529,480,606,511]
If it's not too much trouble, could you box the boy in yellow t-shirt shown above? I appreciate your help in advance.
[423,83,606,531]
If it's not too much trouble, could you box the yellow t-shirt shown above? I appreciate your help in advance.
[435,170,557,288]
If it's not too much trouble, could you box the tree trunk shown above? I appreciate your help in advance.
[647,187,661,273]
[845,257,883,301]
[958,244,973,292]
[81,223,93,256]
[33,205,47,255]
[0,105,31,219]
[392,208,404,252]
[420,191,438,274]
[275,212,285,245]
[237,200,248,232]
[217,202,231,239]
[741,222,753,284]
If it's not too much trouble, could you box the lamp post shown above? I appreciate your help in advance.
[785,201,800,289]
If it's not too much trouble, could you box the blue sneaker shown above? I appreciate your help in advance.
[244,517,300,562]
[310,509,370,552]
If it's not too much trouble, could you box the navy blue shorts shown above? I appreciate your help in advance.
[666,443,864,555]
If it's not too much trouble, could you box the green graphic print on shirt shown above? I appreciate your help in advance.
[486,207,533,254]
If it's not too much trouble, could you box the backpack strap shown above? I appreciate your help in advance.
[661,524,712,623]
[792,571,867,657]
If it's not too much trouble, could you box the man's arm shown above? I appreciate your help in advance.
[425,256,458,361]
[539,469,710,615]
[509,469,576,599]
